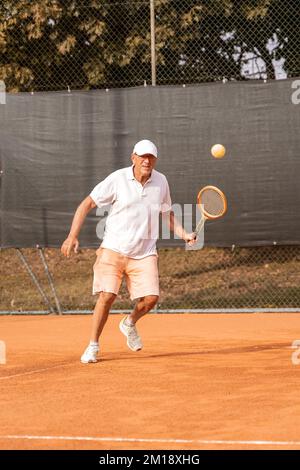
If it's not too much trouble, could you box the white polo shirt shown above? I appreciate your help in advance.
[90,166,172,259]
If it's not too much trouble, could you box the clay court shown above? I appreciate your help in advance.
[1,313,300,450]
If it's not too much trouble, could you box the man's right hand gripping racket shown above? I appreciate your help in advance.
[187,185,227,249]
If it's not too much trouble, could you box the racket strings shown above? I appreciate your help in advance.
[200,189,225,217]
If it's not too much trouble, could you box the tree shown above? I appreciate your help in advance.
[0,0,298,92]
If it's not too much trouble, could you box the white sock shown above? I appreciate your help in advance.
[89,341,99,348]
[125,316,134,327]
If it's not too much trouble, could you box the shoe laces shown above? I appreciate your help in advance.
[127,324,139,341]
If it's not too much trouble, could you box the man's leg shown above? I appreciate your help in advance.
[91,248,122,341]
[121,254,159,351]
[90,291,117,342]
[81,292,116,363]
[119,295,158,352]
[128,295,158,324]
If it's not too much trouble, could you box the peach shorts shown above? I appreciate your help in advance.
[93,248,159,300]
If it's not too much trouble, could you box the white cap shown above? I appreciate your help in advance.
[133,139,158,158]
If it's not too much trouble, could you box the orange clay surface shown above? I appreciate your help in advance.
[1,313,300,450]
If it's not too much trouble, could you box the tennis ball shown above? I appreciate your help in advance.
[211,144,226,159]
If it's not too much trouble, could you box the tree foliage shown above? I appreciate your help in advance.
[0,0,298,91]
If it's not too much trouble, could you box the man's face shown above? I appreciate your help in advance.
[131,153,157,177]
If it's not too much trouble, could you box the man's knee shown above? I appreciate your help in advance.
[143,295,159,311]
[97,292,116,307]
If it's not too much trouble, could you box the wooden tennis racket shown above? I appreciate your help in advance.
[193,185,227,238]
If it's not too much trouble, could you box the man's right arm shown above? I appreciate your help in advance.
[61,196,96,258]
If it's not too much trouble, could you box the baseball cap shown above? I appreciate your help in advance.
[133,139,158,158]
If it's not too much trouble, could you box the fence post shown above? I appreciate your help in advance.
[0,80,6,104]
[150,0,156,86]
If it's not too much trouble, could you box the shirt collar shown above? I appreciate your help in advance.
[127,165,135,180]
[127,165,152,183]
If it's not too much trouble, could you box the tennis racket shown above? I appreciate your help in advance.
[193,185,227,238]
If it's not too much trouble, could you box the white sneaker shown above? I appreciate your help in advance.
[119,317,143,351]
[80,344,99,363]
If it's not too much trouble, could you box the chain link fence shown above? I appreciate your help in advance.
[1,246,300,313]
[1,1,300,313]
[0,0,299,92]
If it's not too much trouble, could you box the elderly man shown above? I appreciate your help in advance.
[61,139,196,363]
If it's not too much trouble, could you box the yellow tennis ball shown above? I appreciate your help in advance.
[211,144,226,159]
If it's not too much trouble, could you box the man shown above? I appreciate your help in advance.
[61,139,196,363]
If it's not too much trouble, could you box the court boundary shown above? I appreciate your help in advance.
[0,435,300,447]
[1,309,300,315]
[0,362,76,381]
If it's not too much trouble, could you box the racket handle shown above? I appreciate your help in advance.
[193,217,206,238]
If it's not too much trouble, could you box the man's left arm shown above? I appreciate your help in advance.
[161,177,196,246]
[165,210,197,246]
